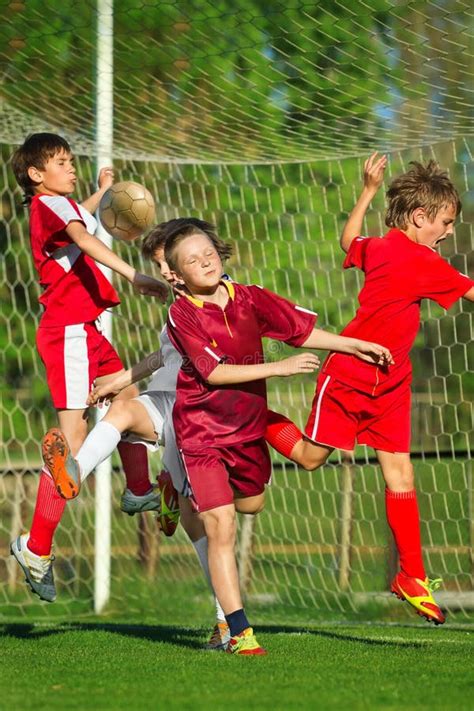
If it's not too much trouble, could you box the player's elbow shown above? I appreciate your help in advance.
[339,234,351,253]
[463,285,474,302]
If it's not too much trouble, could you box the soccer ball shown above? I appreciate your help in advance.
[98,181,156,242]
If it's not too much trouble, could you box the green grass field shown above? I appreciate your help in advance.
[1,618,473,711]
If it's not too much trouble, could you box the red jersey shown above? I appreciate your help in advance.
[323,229,473,395]
[29,194,120,327]
[167,280,317,451]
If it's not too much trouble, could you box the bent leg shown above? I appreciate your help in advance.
[96,371,152,495]
[376,450,425,579]
[234,491,265,515]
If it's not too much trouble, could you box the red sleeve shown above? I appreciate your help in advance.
[343,236,374,271]
[167,303,227,381]
[247,285,317,346]
[413,252,474,309]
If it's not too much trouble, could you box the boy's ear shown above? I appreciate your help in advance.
[27,166,43,185]
[412,207,426,228]
[170,269,184,286]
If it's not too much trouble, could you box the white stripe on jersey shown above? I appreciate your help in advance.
[64,324,90,408]
[310,375,331,442]
[47,243,82,273]
[39,195,97,235]
[295,305,318,316]
[168,312,176,328]
[204,346,221,362]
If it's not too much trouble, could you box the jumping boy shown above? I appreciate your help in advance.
[41,219,392,654]
[266,154,474,624]
[9,133,169,602]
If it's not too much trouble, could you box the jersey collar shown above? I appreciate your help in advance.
[183,278,235,308]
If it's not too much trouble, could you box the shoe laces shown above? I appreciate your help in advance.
[427,578,442,593]
[27,551,55,582]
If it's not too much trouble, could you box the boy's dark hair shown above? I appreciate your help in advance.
[385,160,462,230]
[11,133,72,204]
[143,218,232,270]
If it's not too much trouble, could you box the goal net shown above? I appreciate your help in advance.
[0,0,472,623]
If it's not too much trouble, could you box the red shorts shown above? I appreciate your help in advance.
[180,438,271,513]
[36,321,123,409]
[305,374,411,453]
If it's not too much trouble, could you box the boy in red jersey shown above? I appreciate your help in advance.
[9,133,169,602]
[159,222,392,654]
[266,154,474,624]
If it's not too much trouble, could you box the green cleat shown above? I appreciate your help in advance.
[226,627,267,656]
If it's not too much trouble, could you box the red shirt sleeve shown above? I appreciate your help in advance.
[167,302,227,381]
[413,251,474,309]
[343,236,373,271]
[247,285,317,346]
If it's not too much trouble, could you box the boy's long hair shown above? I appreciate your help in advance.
[385,160,462,229]
[11,133,72,205]
[142,218,232,269]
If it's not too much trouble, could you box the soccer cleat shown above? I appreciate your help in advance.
[10,533,56,602]
[205,621,231,651]
[42,428,81,500]
[391,572,445,625]
[156,469,180,536]
[120,484,161,515]
[226,627,267,656]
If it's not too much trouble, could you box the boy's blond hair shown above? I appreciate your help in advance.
[385,160,461,230]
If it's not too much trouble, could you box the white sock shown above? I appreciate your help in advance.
[192,536,226,622]
[76,421,121,483]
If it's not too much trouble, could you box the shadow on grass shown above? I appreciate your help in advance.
[2,620,470,651]
[0,622,206,651]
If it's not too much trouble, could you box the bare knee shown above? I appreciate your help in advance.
[378,452,415,492]
[295,441,331,471]
[202,506,236,547]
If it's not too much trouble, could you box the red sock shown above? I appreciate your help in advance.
[265,410,303,459]
[117,441,152,496]
[385,488,426,580]
[28,470,67,556]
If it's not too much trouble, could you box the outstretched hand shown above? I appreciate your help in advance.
[363,152,387,193]
[353,340,394,366]
[133,273,170,302]
[275,352,320,377]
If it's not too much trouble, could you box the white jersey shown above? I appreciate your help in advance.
[146,324,182,392]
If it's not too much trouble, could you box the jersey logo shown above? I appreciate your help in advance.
[210,338,218,347]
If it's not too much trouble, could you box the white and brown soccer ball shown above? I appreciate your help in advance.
[99,181,156,242]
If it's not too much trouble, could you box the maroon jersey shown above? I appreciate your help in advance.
[29,194,120,327]
[167,280,317,451]
[323,229,473,395]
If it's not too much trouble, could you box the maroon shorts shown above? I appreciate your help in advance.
[305,374,411,453]
[180,438,271,513]
[36,322,123,409]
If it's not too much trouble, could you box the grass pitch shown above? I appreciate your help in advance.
[1,619,473,711]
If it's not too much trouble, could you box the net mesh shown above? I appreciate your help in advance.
[0,0,472,622]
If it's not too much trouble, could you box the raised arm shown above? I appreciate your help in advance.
[65,221,169,301]
[301,328,394,366]
[81,166,114,215]
[340,152,387,253]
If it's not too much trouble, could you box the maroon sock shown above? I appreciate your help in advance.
[265,410,303,459]
[385,488,426,579]
[117,441,152,496]
[28,470,67,556]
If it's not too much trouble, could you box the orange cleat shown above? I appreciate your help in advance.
[42,428,81,500]
[391,572,445,625]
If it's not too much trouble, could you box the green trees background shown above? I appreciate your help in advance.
[0,0,472,461]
